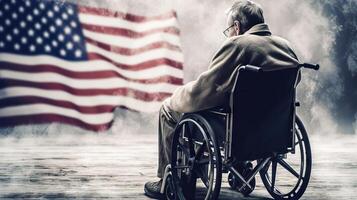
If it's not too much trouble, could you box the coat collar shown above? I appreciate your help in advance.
[244,23,271,36]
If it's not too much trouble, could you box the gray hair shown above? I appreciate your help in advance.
[227,0,265,33]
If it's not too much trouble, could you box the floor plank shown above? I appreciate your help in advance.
[0,133,356,199]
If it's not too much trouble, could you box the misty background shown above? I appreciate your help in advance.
[0,0,356,136]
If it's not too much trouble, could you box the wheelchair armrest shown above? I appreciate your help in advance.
[206,106,231,114]
[240,65,262,72]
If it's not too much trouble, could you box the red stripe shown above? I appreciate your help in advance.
[0,62,183,84]
[85,37,182,55]
[87,53,183,70]
[82,23,179,37]
[0,96,115,113]
[78,6,177,23]
[0,79,173,101]
[0,114,112,132]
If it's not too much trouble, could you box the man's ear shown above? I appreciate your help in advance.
[233,20,240,35]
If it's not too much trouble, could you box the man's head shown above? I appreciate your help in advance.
[224,0,265,37]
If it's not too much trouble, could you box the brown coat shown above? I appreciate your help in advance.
[166,23,299,113]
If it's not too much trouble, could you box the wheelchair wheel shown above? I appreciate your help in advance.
[260,115,312,200]
[171,114,222,200]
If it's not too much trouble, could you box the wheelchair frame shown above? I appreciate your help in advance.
[161,63,319,199]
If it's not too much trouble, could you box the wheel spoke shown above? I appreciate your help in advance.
[195,141,206,160]
[295,139,303,146]
[174,165,190,169]
[197,157,210,165]
[277,158,300,178]
[178,142,191,158]
[271,160,277,190]
[196,166,209,187]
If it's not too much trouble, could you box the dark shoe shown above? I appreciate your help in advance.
[144,179,164,199]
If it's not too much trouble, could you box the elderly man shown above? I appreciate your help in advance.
[144,0,299,198]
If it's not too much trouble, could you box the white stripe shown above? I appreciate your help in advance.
[86,43,183,64]
[79,13,179,32]
[83,29,181,49]
[0,53,184,79]
[0,87,164,112]
[0,70,181,93]
[0,104,113,125]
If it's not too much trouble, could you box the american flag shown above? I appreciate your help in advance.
[0,0,183,131]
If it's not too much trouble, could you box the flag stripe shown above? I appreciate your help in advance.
[82,23,179,38]
[0,114,113,132]
[83,29,181,49]
[0,96,116,113]
[87,53,183,71]
[78,6,177,22]
[79,13,179,32]
[86,43,183,64]
[85,37,182,56]
[0,104,114,124]
[0,62,183,84]
[0,54,183,79]
[0,70,179,92]
[0,84,170,102]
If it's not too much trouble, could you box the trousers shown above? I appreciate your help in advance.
[157,104,182,178]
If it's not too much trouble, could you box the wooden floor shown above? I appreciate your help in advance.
[0,132,356,199]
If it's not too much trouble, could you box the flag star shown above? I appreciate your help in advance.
[73,34,80,42]
[35,23,41,30]
[58,34,65,41]
[64,26,71,34]
[0,11,2,17]
[12,13,18,19]
[48,11,54,18]
[28,29,34,36]
[70,21,77,28]
[21,37,27,44]
[4,4,9,10]
[43,31,49,38]
[13,28,19,35]
[60,49,66,56]
[14,43,20,50]
[66,42,73,50]
[52,40,58,47]
[11,0,16,4]
[29,45,36,52]
[55,19,63,26]
[36,37,43,44]
[19,6,24,13]
[49,25,56,33]
[54,5,60,12]
[67,8,74,15]
[33,9,39,15]
[27,15,33,21]
[25,0,31,7]
[20,21,26,28]
[0,42,4,48]
[41,17,47,24]
[45,45,51,52]
[39,3,45,10]
[5,19,11,26]
[6,35,12,41]
[62,13,68,20]
[0,26,3,32]
[75,49,82,57]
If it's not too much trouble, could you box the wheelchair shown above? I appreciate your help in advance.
[160,63,319,200]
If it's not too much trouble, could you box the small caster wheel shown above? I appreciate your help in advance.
[165,175,177,200]
[228,172,238,189]
[237,166,256,196]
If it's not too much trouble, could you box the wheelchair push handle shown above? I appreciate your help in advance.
[298,63,320,70]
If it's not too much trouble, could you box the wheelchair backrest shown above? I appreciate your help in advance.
[230,67,299,161]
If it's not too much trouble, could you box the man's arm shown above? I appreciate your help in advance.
[165,37,245,113]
